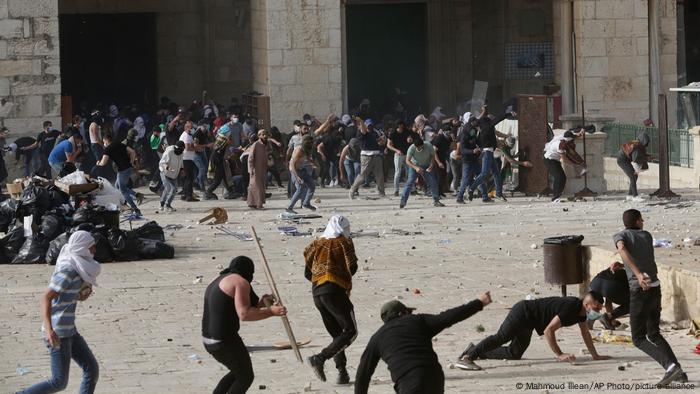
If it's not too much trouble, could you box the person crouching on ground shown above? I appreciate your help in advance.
[304,215,359,385]
[201,256,286,394]
[17,231,101,394]
[354,292,492,393]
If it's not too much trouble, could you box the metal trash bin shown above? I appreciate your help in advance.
[543,235,584,296]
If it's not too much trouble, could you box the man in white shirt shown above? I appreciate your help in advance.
[179,122,198,202]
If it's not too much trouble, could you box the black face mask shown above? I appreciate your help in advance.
[222,256,259,306]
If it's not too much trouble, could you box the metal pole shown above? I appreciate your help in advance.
[575,96,597,197]
[250,226,304,363]
[651,94,679,198]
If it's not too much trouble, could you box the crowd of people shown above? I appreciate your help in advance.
[16,210,689,394]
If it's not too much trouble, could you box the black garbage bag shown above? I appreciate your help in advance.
[127,221,165,242]
[543,235,585,245]
[0,226,26,263]
[46,185,70,208]
[0,199,18,233]
[59,162,77,178]
[107,228,138,261]
[46,232,69,265]
[72,205,105,226]
[18,184,51,217]
[11,233,50,264]
[40,213,65,241]
[91,232,114,263]
[136,239,175,260]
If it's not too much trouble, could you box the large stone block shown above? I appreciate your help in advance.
[595,0,615,19]
[267,49,283,66]
[0,0,7,19]
[282,48,313,66]
[636,36,648,55]
[608,55,646,76]
[268,28,292,50]
[605,37,635,56]
[581,57,608,77]
[312,47,340,65]
[269,65,296,85]
[298,64,327,84]
[8,0,57,18]
[13,94,44,118]
[581,20,614,38]
[0,76,9,95]
[612,0,635,18]
[0,18,22,39]
[581,0,596,19]
[579,38,606,57]
[328,64,341,84]
[0,59,31,76]
[0,39,6,59]
[290,27,328,49]
[32,17,58,36]
[633,0,647,18]
[11,79,59,96]
[328,27,340,49]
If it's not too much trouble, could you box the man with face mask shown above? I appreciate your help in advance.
[455,116,481,203]
[202,256,286,394]
[287,134,317,213]
[247,130,269,209]
[179,121,199,202]
[348,118,386,199]
[218,113,245,149]
[454,291,610,371]
[159,141,185,212]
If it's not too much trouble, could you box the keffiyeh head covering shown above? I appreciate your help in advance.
[321,215,351,239]
[133,117,146,139]
[55,231,101,286]
[462,112,472,124]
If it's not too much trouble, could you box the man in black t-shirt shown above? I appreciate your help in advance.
[24,121,59,179]
[317,128,342,187]
[96,133,141,218]
[387,120,418,196]
[455,292,610,371]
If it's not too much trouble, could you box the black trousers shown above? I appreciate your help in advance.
[590,277,630,319]
[204,336,254,394]
[182,159,196,199]
[206,151,232,195]
[544,158,566,198]
[394,365,445,394]
[617,153,638,196]
[466,303,532,360]
[629,286,680,370]
[313,292,357,369]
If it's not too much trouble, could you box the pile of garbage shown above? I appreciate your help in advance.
[0,174,174,264]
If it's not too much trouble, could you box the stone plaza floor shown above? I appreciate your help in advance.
[1,185,699,393]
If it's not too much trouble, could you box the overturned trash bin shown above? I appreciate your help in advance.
[543,235,584,296]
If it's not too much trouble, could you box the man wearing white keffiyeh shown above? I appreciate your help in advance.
[18,231,101,394]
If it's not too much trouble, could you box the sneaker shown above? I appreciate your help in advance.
[657,365,683,387]
[159,203,165,211]
[551,197,562,203]
[336,367,350,385]
[349,191,356,200]
[496,194,507,202]
[455,356,482,371]
[308,355,327,382]
[399,201,406,209]
[410,190,418,195]
[456,199,465,204]
[675,372,688,383]
[135,193,145,205]
[285,208,297,214]
[203,192,218,200]
[265,192,272,198]
[467,189,474,201]
[303,204,317,211]
[185,196,200,202]
[433,201,445,207]
[625,195,634,201]
[598,313,615,330]
[631,196,645,202]
[165,205,176,213]
[482,198,494,203]
[394,191,399,197]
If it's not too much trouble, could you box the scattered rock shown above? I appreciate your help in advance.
[530,243,538,249]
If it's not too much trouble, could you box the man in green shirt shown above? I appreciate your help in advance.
[399,138,444,208]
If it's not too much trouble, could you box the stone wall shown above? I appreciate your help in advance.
[0,0,61,137]
[572,0,677,124]
[251,0,343,130]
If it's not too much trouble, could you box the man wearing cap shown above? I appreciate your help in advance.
[348,117,386,199]
[355,292,492,393]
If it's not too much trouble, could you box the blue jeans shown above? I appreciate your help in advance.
[18,333,99,394]
[343,159,360,186]
[90,144,103,162]
[469,150,503,199]
[457,161,481,201]
[193,151,207,190]
[288,167,315,209]
[160,174,177,207]
[393,154,407,193]
[401,165,439,204]
[116,168,138,211]
[23,150,40,177]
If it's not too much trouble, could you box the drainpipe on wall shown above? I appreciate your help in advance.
[649,0,661,126]
[560,0,575,115]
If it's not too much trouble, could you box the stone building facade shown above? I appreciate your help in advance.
[0,0,692,139]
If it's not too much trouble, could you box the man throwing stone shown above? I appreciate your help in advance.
[355,292,491,393]
[399,138,444,208]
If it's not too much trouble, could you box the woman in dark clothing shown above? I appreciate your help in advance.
[201,256,286,394]
[617,132,650,200]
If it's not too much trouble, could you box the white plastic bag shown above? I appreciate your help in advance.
[58,171,87,185]
[90,177,124,207]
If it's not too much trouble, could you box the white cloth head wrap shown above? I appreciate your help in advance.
[321,215,350,239]
[55,231,101,286]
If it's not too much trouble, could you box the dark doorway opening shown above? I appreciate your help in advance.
[684,1,700,84]
[346,3,426,120]
[59,13,157,109]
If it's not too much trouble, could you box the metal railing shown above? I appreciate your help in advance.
[603,123,694,168]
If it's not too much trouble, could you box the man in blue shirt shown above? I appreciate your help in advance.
[48,130,82,178]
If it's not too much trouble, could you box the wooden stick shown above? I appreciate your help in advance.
[250,226,303,363]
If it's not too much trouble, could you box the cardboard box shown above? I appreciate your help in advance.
[54,180,99,196]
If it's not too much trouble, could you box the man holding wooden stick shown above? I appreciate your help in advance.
[303,215,359,385]
[201,256,286,394]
